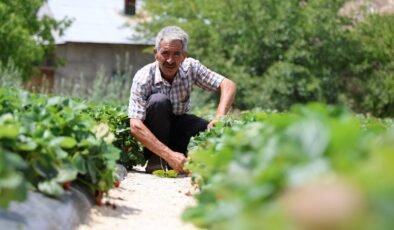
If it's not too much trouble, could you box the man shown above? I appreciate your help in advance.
[128,26,236,174]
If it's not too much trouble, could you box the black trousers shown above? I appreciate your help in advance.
[143,93,209,160]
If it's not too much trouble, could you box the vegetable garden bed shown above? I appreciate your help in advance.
[0,87,144,227]
[183,103,394,230]
[2,86,394,229]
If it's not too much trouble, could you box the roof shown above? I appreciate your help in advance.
[38,0,153,45]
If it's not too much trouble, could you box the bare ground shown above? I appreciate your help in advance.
[77,166,198,230]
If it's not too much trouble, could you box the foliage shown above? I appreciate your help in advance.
[86,104,145,170]
[137,0,348,107]
[183,103,394,229]
[343,14,394,117]
[0,61,22,88]
[0,114,28,208]
[137,0,394,117]
[0,87,142,208]
[0,0,70,80]
[152,169,178,178]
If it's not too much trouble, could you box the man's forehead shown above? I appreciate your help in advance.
[159,39,183,49]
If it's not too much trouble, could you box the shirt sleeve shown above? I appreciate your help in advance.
[192,59,225,91]
[128,72,151,120]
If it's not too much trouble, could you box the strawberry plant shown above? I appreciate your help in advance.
[0,113,28,208]
[85,104,145,170]
[183,103,394,229]
[0,87,122,206]
[152,169,178,178]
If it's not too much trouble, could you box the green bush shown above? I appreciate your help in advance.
[344,14,394,117]
[138,0,393,117]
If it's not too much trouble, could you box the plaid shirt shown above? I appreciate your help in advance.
[128,57,224,120]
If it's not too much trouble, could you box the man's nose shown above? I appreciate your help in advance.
[166,55,175,64]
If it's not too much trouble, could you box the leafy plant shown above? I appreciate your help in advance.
[0,0,70,80]
[137,0,394,117]
[152,169,178,178]
[0,87,124,206]
[183,103,394,229]
[0,113,28,208]
[85,103,145,170]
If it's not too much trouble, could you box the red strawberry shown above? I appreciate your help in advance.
[63,182,71,190]
[95,198,103,206]
[114,181,120,187]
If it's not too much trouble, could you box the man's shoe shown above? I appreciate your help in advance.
[145,156,166,174]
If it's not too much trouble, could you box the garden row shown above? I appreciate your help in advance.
[0,87,144,208]
[184,103,394,230]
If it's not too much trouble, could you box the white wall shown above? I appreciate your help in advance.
[54,42,154,88]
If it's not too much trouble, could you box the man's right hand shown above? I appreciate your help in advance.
[165,151,189,174]
[130,119,189,174]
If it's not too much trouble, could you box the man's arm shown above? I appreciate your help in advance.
[129,118,188,173]
[208,78,237,129]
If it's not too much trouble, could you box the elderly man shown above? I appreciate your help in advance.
[128,26,236,174]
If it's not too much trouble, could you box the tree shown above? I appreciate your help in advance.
[344,14,394,117]
[0,0,70,80]
[136,0,394,117]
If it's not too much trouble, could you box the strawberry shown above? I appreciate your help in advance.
[114,181,120,187]
[95,198,103,206]
[63,182,71,190]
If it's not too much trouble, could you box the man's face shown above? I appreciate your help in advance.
[154,39,186,81]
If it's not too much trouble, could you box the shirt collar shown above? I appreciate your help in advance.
[154,61,163,85]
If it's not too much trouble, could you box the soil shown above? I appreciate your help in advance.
[77,166,199,230]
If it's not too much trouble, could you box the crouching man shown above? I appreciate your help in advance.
[128,26,236,174]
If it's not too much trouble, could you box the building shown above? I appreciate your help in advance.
[35,0,154,93]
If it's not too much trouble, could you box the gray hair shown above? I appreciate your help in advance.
[155,26,189,52]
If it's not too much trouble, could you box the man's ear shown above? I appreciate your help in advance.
[181,51,187,61]
[153,48,158,60]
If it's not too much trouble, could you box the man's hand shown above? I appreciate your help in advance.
[130,119,190,174]
[165,151,189,174]
[207,118,219,129]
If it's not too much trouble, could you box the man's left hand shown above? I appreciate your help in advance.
[207,119,219,129]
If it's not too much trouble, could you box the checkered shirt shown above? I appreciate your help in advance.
[128,57,224,120]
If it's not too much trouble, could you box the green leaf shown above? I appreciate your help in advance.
[166,170,178,178]
[54,146,69,159]
[38,180,64,197]
[4,151,26,169]
[32,158,58,178]
[47,96,63,106]
[0,125,19,139]
[50,136,77,149]
[72,154,86,174]
[16,140,38,151]
[78,136,97,148]
[87,161,97,183]
[0,183,27,208]
[54,167,78,183]
[153,169,178,178]
[0,172,24,188]
[153,170,166,177]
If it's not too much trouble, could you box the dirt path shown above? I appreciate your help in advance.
[77,166,198,230]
